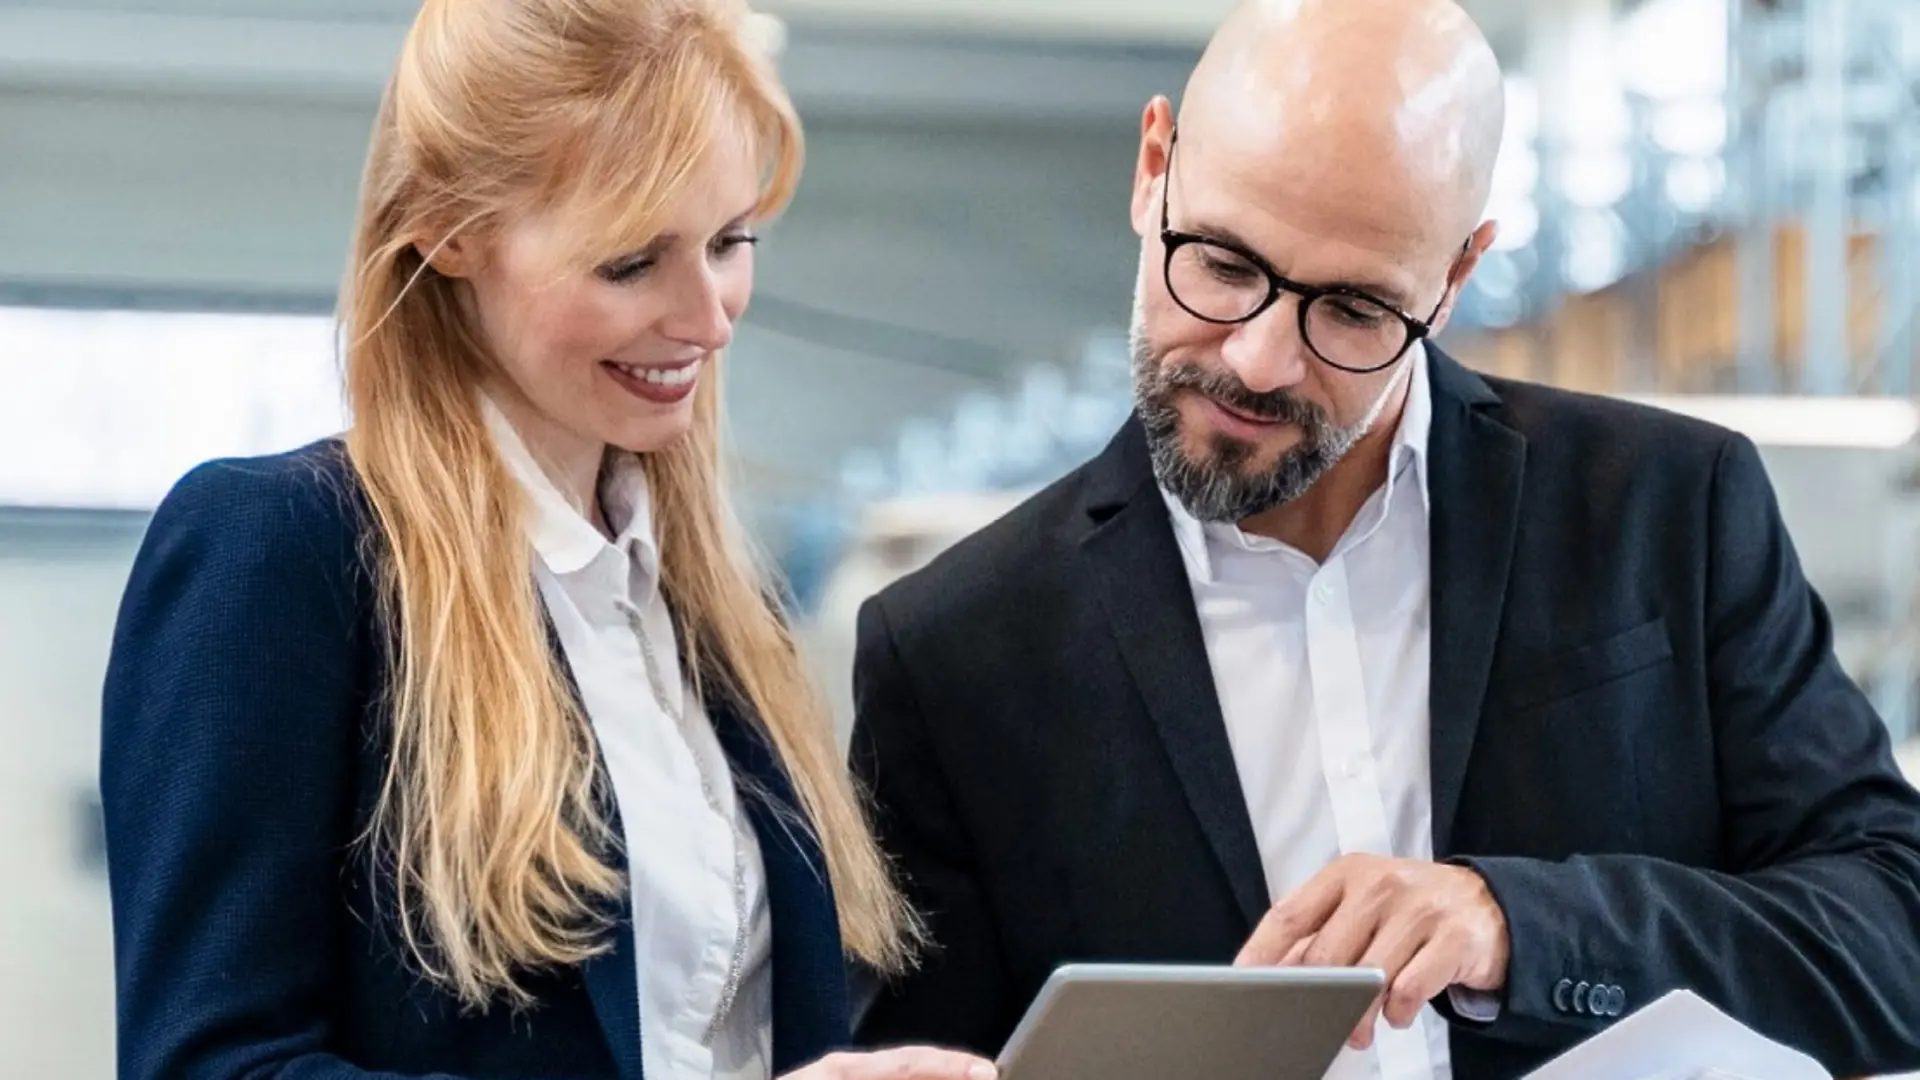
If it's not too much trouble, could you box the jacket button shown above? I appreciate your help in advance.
[1572,981,1592,1015]
[1552,978,1573,1013]
[1607,985,1627,1016]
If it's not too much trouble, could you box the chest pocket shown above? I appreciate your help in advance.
[1501,616,1673,711]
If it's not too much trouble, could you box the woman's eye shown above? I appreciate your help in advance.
[597,232,755,283]
[596,258,653,284]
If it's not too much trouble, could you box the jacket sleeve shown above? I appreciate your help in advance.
[847,595,1019,1057]
[1454,433,1920,1076]
[100,458,472,1080]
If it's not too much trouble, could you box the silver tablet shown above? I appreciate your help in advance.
[996,963,1386,1080]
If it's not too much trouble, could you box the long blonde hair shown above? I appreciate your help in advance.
[339,0,915,1009]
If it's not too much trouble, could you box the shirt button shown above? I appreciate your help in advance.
[1341,755,1364,779]
[1313,579,1335,604]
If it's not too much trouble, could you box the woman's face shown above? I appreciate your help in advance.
[447,133,763,478]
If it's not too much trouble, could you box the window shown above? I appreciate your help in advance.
[0,305,345,509]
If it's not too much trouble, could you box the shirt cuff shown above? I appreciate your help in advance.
[1448,986,1502,1024]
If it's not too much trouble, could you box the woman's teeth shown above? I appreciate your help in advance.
[613,360,699,387]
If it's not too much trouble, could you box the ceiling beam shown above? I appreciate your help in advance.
[0,6,1195,122]
[0,8,397,100]
[761,0,1237,44]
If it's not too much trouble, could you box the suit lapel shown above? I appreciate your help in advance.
[709,688,850,1073]
[1423,351,1526,856]
[578,900,645,1080]
[1078,421,1270,929]
[547,612,848,1079]
[543,615,647,1080]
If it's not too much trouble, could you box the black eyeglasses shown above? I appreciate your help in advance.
[1159,129,1455,375]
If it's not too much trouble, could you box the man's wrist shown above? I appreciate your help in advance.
[1448,862,1513,992]
[1446,985,1503,1024]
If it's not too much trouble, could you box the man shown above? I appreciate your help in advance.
[847,0,1920,1076]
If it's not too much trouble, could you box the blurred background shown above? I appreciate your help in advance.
[3,0,1919,1073]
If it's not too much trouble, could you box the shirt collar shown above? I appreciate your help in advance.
[480,394,659,581]
[1396,344,1434,516]
[1161,345,1433,582]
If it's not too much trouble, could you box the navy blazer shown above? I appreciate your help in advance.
[100,439,851,1080]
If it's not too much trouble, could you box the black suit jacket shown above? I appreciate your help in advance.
[849,351,1920,1078]
[101,441,851,1080]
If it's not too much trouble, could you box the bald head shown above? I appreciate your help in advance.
[1183,0,1505,246]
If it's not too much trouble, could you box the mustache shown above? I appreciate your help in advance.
[1153,362,1329,429]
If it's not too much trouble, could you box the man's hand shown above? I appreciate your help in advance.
[782,1049,997,1080]
[1235,855,1510,1050]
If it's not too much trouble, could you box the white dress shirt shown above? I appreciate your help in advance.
[484,400,773,1080]
[1162,350,1465,1080]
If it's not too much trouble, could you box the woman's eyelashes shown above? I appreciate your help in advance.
[595,231,757,285]
[714,231,759,258]
[596,254,654,284]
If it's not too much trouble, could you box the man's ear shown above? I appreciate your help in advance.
[1130,96,1177,239]
[1429,220,1499,336]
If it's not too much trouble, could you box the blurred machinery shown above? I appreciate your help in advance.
[1439,0,1920,398]
[799,489,1032,745]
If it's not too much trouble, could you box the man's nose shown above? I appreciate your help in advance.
[1217,297,1313,394]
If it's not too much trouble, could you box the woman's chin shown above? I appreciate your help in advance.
[607,408,698,456]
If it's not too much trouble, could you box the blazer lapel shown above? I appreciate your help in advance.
[709,688,850,1074]
[1078,421,1271,929]
[542,614,647,1080]
[578,897,645,1080]
[1424,350,1527,857]
[545,613,850,1079]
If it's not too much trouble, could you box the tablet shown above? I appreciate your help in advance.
[996,963,1386,1080]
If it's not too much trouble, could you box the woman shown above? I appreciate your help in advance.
[98,2,993,1079]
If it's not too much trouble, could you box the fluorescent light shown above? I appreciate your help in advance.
[1559,150,1635,210]
[1489,198,1539,252]
[1491,143,1539,201]
[1557,6,1633,148]
[0,305,345,509]
[1651,99,1728,158]
[1665,157,1726,214]
[1616,0,1728,100]
[1620,395,1920,449]
[1502,76,1539,145]
[1563,210,1628,293]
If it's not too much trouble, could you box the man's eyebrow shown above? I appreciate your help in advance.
[1181,217,1419,311]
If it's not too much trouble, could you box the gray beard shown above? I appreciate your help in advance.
[1130,339,1361,523]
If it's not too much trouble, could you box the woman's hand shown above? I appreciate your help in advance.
[783,1048,998,1080]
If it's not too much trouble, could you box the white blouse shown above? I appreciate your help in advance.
[484,399,773,1080]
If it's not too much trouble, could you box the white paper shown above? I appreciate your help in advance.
[1521,989,1831,1080]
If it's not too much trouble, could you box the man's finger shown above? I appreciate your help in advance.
[1346,994,1384,1051]
[1300,883,1388,970]
[1354,907,1432,991]
[1344,910,1432,1049]
[1384,938,1461,1029]
[1278,933,1317,966]
[1237,866,1348,966]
